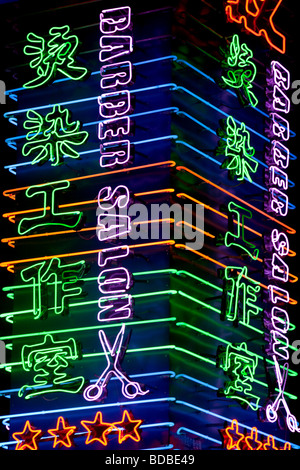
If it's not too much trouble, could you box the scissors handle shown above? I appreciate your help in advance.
[122,379,149,399]
[83,382,105,401]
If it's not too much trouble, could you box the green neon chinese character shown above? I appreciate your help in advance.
[220,34,258,108]
[223,201,260,261]
[18,180,84,236]
[220,266,261,326]
[217,342,260,410]
[23,25,89,89]
[216,116,258,182]
[22,105,89,166]
[18,334,85,400]
[21,258,86,320]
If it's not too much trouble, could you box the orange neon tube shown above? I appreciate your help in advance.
[2,188,175,222]
[174,243,297,305]
[0,240,176,272]
[177,193,296,258]
[3,189,296,256]
[2,161,176,200]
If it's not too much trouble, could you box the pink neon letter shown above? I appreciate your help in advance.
[98,294,133,321]
[98,116,131,140]
[100,140,132,168]
[271,229,289,257]
[98,91,131,118]
[98,245,130,267]
[100,7,131,34]
[98,267,132,294]
[99,36,133,63]
[97,214,131,241]
[98,185,130,211]
[100,61,132,89]
[271,61,290,91]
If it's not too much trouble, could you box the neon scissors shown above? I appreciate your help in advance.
[266,355,300,433]
[84,324,149,401]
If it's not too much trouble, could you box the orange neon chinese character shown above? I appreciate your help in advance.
[224,0,286,54]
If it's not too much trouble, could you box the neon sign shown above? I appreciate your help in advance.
[219,418,291,450]
[18,333,84,399]
[22,105,89,166]
[23,25,89,89]
[12,420,43,450]
[223,201,259,260]
[47,416,77,449]
[82,5,147,402]
[224,0,286,54]
[220,34,258,107]
[261,60,300,432]
[216,116,258,182]
[83,325,148,401]
[20,258,86,320]
[216,342,260,410]
[12,409,142,450]
[18,180,84,236]
[219,265,261,326]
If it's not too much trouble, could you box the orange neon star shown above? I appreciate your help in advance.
[47,416,77,449]
[263,435,278,450]
[113,410,143,444]
[220,419,245,450]
[81,411,115,446]
[243,427,263,450]
[12,420,43,450]
[280,442,291,451]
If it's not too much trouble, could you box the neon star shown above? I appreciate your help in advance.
[220,419,245,450]
[263,435,278,450]
[47,416,77,449]
[81,411,116,446]
[113,410,142,444]
[12,420,43,450]
[243,427,263,450]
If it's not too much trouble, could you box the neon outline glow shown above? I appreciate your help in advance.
[83,324,149,401]
[219,418,291,450]
[47,416,77,449]
[19,333,84,400]
[224,0,286,54]
[18,180,83,236]
[23,25,89,89]
[224,201,259,260]
[12,420,43,450]
[217,342,260,410]
[20,258,86,320]
[22,105,89,166]
[220,34,258,107]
